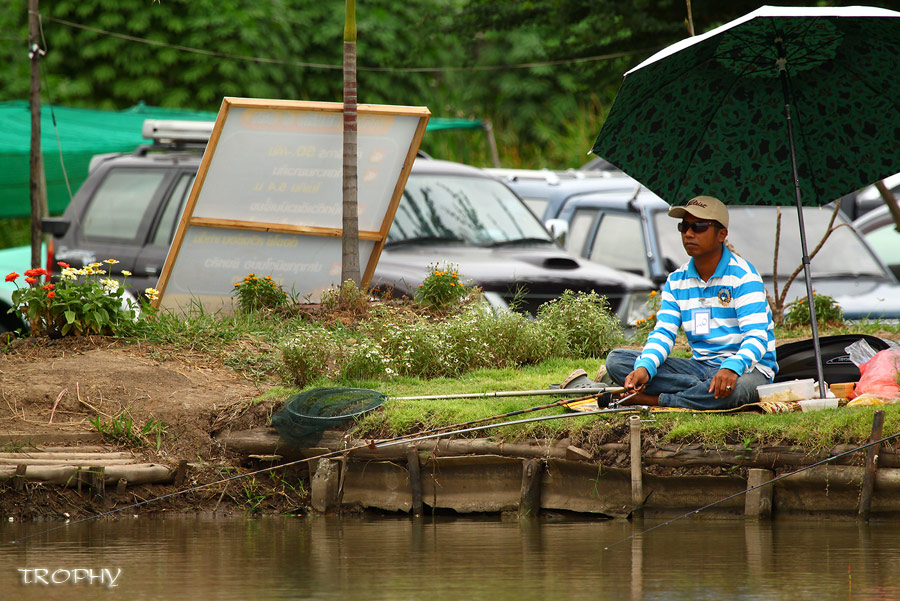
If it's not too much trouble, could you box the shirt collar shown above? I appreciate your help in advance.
[686,245,732,281]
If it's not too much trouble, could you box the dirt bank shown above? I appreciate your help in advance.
[0,336,298,519]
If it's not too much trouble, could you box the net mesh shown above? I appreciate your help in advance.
[272,388,387,448]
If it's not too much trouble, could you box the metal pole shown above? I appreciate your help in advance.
[775,40,827,399]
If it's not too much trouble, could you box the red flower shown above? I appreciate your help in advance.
[24,268,48,278]
[5,272,18,282]
[57,262,70,268]
[47,291,56,299]
[24,277,37,285]
[41,283,55,291]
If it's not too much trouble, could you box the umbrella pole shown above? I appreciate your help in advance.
[777,44,828,399]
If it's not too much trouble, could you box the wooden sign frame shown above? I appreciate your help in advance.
[153,97,430,312]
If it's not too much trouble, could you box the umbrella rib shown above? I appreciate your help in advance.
[830,55,900,115]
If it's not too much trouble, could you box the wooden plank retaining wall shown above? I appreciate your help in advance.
[221,427,900,519]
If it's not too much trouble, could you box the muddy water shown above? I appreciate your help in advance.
[1,515,898,601]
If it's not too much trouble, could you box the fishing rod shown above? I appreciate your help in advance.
[602,429,900,551]
[368,387,626,448]
[394,387,616,400]
[7,398,639,545]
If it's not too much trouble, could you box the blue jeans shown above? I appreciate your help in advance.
[605,349,771,410]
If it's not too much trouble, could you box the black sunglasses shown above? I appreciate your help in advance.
[677,220,716,234]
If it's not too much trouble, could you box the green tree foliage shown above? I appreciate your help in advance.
[3,0,900,167]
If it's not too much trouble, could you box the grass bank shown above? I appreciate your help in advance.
[117,301,900,453]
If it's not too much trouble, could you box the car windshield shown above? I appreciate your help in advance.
[387,174,552,246]
[654,206,887,278]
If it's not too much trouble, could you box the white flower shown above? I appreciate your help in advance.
[100,278,120,294]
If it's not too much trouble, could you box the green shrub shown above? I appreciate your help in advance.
[414,263,470,311]
[232,273,288,313]
[321,279,371,314]
[536,290,624,357]
[279,290,626,385]
[784,292,844,329]
[342,338,398,380]
[280,325,340,387]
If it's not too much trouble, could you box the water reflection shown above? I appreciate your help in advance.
[1,515,898,600]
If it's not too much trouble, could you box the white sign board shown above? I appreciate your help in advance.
[155,98,430,314]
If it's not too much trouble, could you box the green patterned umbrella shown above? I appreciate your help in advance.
[591,5,900,397]
[593,6,900,207]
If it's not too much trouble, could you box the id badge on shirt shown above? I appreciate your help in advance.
[694,309,711,336]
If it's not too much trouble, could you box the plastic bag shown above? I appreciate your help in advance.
[848,349,900,400]
[846,394,889,407]
[845,338,880,367]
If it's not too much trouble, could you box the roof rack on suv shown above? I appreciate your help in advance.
[134,119,214,154]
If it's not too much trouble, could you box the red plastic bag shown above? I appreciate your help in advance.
[849,349,900,400]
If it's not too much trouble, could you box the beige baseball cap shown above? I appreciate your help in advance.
[668,195,729,228]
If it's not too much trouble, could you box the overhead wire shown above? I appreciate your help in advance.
[39,14,659,73]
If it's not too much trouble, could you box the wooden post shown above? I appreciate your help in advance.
[174,459,189,487]
[858,410,885,522]
[311,458,341,513]
[13,464,27,491]
[518,458,543,518]
[483,120,501,168]
[89,465,105,502]
[28,0,46,269]
[744,468,774,518]
[407,445,424,517]
[630,415,644,519]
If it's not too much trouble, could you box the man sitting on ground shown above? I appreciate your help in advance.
[606,196,778,410]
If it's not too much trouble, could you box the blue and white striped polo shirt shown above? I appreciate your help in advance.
[634,247,778,380]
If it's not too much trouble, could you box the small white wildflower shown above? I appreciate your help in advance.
[100,278,120,294]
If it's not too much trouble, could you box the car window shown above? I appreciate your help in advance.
[567,208,599,256]
[654,206,887,277]
[82,169,167,241]
[389,174,551,245]
[152,173,195,246]
[520,197,548,219]
[589,213,647,276]
[863,225,900,264]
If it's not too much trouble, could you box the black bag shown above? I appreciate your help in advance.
[773,334,891,383]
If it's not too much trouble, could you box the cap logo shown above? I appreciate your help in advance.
[686,199,708,209]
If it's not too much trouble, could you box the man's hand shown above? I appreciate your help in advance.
[710,368,739,399]
[624,367,651,393]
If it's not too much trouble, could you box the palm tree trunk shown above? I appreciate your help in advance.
[341,0,361,286]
